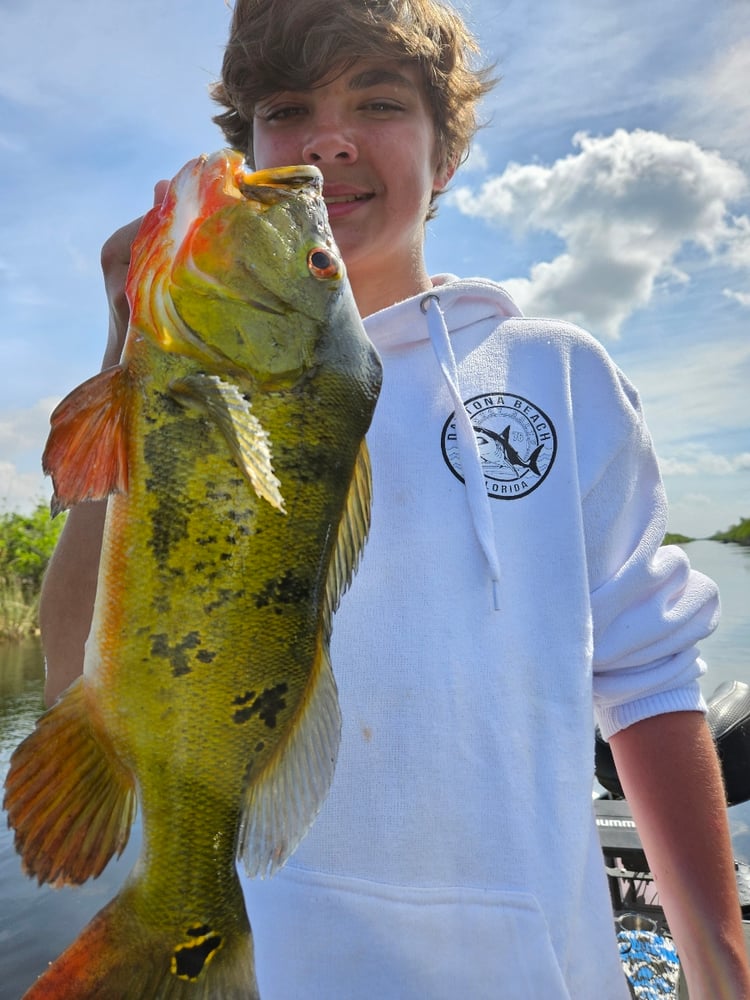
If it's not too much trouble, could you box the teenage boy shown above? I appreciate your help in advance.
[40,1,750,996]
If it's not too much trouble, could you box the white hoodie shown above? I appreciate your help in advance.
[241,277,719,999]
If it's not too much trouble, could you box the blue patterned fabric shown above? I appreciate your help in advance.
[617,920,680,998]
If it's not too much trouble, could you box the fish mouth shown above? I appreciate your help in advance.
[235,164,323,203]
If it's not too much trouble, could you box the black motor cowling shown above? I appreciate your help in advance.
[595,680,750,807]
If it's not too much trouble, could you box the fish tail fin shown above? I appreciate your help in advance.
[3,676,136,885]
[21,891,260,999]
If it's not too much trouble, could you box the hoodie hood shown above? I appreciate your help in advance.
[363,276,523,611]
[362,275,522,351]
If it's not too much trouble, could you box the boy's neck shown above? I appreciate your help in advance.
[349,257,433,318]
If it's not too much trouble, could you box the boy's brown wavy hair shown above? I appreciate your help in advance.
[210,0,495,216]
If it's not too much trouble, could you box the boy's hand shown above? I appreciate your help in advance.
[99,180,169,368]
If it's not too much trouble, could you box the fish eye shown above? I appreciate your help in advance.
[307,248,340,279]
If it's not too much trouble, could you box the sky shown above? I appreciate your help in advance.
[1,0,748,538]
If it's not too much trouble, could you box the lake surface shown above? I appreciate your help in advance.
[0,540,748,997]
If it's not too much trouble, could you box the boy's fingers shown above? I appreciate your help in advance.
[99,179,168,367]
[102,178,169,303]
[153,179,169,205]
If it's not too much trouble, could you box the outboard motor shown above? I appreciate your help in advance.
[705,680,750,807]
[595,680,750,807]
[595,680,750,992]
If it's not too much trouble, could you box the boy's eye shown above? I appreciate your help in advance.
[362,100,404,114]
[261,105,306,122]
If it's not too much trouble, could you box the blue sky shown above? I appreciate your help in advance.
[1,0,748,537]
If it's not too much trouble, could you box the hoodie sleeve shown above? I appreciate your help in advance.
[574,346,720,741]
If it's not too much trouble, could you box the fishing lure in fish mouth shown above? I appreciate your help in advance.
[3,149,382,999]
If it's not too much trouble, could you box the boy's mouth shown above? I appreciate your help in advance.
[323,187,374,207]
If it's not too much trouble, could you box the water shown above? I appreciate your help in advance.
[0,641,142,998]
[0,541,747,997]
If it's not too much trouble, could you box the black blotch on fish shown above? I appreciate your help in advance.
[275,439,340,485]
[232,682,289,728]
[186,924,211,938]
[196,649,216,664]
[233,691,256,706]
[172,932,223,981]
[253,570,311,610]
[204,588,245,615]
[152,594,171,614]
[150,631,202,677]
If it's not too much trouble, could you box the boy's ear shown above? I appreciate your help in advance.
[433,156,458,192]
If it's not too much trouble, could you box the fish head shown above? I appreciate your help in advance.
[126,150,351,385]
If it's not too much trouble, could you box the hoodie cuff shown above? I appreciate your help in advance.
[596,681,707,741]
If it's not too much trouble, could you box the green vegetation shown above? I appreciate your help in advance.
[0,502,746,639]
[711,517,750,546]
[664,517,749,546]
[663,532,694,545]
[0,503,66,640]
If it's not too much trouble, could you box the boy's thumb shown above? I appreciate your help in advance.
[153,179,170,206]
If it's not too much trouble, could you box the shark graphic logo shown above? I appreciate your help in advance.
[441,392,557,499]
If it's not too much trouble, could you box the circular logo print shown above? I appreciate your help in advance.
[441,392,557,500]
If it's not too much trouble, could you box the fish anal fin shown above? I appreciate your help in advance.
[170,373,285,512]
[238,641,341,878]
[42,366,132,515]
[3,677,136,886]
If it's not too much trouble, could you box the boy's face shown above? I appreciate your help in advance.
[252,60,453,302]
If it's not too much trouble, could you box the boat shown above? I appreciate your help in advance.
[594,680,750,997]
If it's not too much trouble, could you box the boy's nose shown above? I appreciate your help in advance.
[302,128,358,164]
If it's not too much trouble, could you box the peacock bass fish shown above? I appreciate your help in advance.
[4,150,382,998]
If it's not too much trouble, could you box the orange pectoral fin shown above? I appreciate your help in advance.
[42,366,132,515]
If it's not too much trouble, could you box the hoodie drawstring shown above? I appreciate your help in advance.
[421,293,502,610]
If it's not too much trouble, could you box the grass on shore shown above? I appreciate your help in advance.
[0,576,39,642]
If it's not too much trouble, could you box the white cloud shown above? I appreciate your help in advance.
[461,143,489,173]
[0,462,49,514]
[450,129,749,337]
[672,36,750,164]
[621,335,750,449]
[0,398,58,460]
[0,401,59,512]
[659,448,750,478]
[724,289,750,307]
